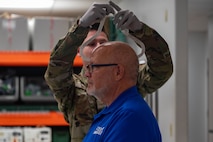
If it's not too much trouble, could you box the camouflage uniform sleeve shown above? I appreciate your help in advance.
[130,23,173,97]
[44,19,89,122]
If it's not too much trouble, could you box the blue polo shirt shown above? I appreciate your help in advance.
[83,86,162,142]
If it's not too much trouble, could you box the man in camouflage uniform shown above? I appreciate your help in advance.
[44,2,173,142]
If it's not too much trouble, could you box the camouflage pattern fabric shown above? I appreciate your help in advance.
[44,18,173,142]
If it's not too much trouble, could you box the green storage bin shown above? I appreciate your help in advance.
[52,129,70,142]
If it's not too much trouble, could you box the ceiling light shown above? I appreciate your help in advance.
[0,0,54,9]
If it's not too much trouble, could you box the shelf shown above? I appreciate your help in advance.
[0,51,83,67]
[0,111,69,126]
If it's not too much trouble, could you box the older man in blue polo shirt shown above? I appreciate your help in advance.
[83,41,161,142]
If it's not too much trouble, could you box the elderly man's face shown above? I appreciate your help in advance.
[84,47,117,101]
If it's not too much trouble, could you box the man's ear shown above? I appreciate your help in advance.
[115,64,124,81]
[77,48,80,56]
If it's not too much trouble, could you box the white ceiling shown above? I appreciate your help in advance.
[0,0,122,17]
[0,0,212,32]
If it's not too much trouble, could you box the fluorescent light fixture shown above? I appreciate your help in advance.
[0,0,54,9]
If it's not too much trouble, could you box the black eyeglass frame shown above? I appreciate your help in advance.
[86,63,118,73]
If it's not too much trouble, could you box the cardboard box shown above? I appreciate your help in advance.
[23,127,51,142]
[0,127,23,142]
[0,17,29,50]
[32,17,70,51]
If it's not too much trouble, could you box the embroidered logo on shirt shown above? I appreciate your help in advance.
[93,126,105,135]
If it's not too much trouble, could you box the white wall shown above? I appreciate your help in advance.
[207,16,213,142]
[188,32,208,142]
[118,0,176,142]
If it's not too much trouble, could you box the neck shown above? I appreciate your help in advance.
[101,81,135,107]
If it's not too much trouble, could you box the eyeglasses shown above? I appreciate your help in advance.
[86,63,118,73]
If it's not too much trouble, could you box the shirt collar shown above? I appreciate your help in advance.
[94,86,138,119]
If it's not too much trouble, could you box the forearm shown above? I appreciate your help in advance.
[45,19,88,89]
[50,21,89,62]
[133,23,173,95]
[142,23,173,80]
[44,20,89,120]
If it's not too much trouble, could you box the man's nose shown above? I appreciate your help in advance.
[84,69,91,78]
[96,42,101,47]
